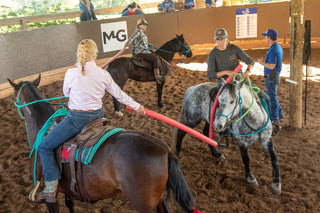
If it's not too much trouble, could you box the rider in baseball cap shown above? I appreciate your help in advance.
[137,18,148,26]
[262,29,278,40]
[214,28,228,40]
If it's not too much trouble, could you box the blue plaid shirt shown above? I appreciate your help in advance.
[126,27,151,55]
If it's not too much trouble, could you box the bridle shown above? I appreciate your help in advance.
[13,82,68,185]
[215,78,270,137]
[150,38,191,71]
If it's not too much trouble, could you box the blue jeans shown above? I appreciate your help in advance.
[264,76,283,122]
[38,109,104,181]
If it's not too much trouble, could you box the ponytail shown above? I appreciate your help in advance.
[77,39,98,76]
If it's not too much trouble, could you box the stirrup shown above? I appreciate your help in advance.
[272,121,282,136]
[29,181,41,202]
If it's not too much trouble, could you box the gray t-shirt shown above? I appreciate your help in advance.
[207,43,254,83]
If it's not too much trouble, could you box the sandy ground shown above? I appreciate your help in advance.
[0,39,319,213]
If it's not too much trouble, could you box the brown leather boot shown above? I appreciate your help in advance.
[34,180,58,203]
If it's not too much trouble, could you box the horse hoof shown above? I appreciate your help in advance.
[247,176,258,185]
[272,182,281,195]
[217,154,226,160]
[158,103,166,109]
[115,111,123,117]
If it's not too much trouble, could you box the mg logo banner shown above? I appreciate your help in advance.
[101,21,128,53]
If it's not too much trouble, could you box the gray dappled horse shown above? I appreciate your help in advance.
[172,79,281,195]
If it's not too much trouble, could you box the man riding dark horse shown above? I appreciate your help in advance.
[102,18,164,83]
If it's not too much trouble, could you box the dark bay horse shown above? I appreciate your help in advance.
[8,75,195,213]
[172,79,281,195]
[107,34,192,116]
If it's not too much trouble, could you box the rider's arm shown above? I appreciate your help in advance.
[101,43,128,69]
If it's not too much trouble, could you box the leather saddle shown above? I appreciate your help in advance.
[56,117,110,200]
[131,54,170,71]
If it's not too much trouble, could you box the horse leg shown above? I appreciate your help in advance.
[156,81,165,108]
[203,122,225,160]
[172,128,187,156]
[65,195,74,213]
[237,144,258,185]
[112,77,128,117]
[156,198,169,213]
[112,96,123,117]
[172,113,201,156]
[45,202,59,213]
[262,138,281,195]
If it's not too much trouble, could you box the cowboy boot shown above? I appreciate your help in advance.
[35,179,58,203]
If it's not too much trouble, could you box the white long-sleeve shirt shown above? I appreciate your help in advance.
[63,60,140,111]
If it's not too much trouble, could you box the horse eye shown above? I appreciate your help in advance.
[230,100,234,104]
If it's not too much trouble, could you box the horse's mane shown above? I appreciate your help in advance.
[156,36,184,54]
[221,83,236,99]
[24,81,43,97]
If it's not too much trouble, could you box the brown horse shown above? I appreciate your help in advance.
[8,75,195,213]
[107,34,192,116]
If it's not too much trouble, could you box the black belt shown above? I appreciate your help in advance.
[264,74,279,78]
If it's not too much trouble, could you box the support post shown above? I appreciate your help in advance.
[289,0,304,129]
[20,19,28,30]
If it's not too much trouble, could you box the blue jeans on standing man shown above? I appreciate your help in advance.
[264,75,283,122]
[38,109,104,181]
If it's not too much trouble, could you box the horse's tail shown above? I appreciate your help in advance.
[166,152,194,213]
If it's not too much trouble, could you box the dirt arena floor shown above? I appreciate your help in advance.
[0,40,319,212]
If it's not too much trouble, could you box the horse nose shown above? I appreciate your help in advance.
[213,122,223,131]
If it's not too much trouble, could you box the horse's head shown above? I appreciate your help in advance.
[175,34,192,58]
[213,79,247,132]
[8,74,43,118]
[8,74,41,97]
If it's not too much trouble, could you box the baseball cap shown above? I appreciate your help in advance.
[262,29,278,39]
[137,18,148,26]
[214,28,228,40]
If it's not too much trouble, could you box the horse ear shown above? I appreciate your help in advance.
[235,79,246,90]
[33,74,41,87]
[221,78,227,85]
[7,78,18,90]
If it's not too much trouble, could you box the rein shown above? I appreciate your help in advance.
[151,38,191,71]
[15,83,67,119]
[215,77,270,137]
[14,83,68,185]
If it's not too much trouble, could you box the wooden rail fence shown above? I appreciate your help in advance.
[0,2,162,30]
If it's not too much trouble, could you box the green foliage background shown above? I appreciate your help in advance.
[0,0,286,33]
[0,0,159,33]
